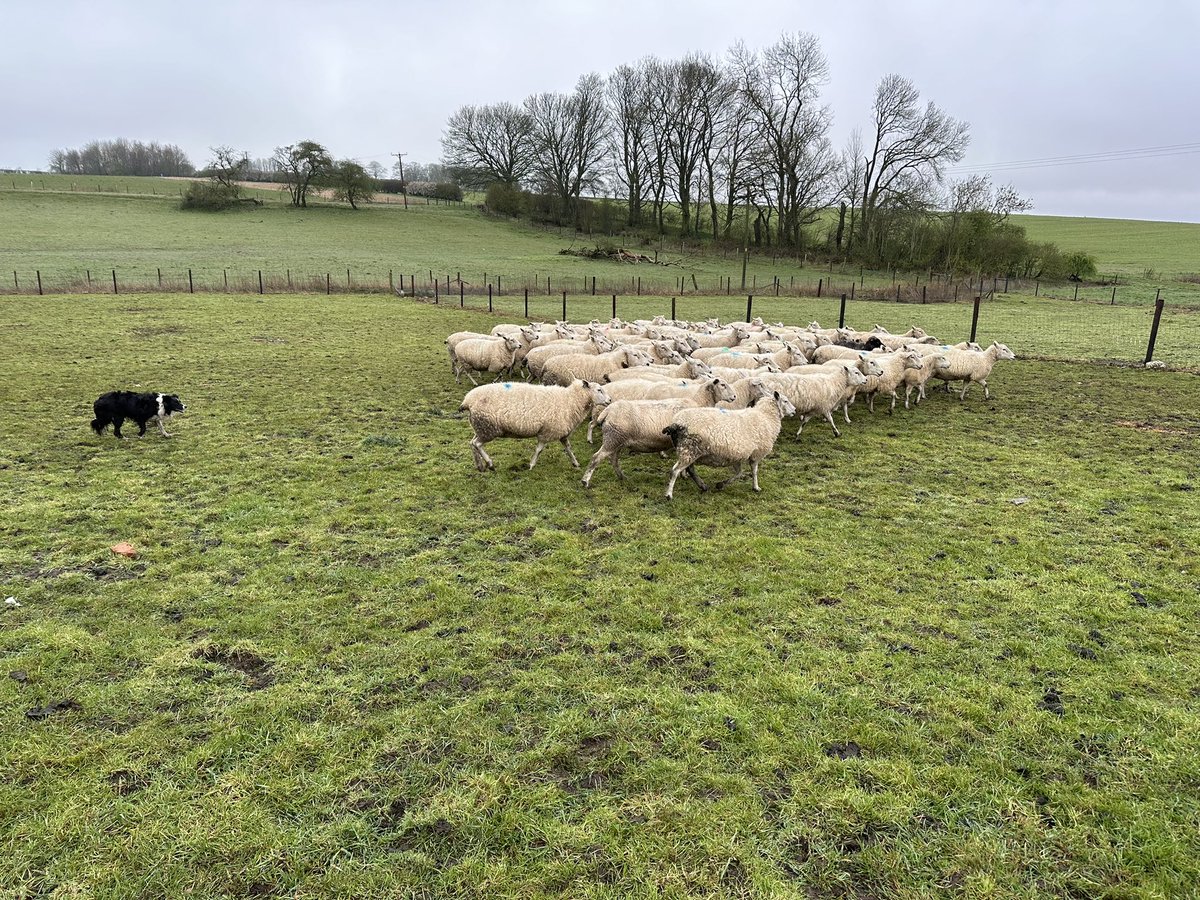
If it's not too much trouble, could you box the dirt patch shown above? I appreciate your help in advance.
[1113,419,1194,436]
[26,699,81,720]
[108,769,148,795]
[192,646,273,690]
[825,741,863,760]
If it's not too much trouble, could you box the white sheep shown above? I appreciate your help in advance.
[854,350,926,413]
[453,335,523,385]
[524,334,613,381]
[582,378,738,487]
[900,352,950,408]
[784,357,882,424]
[605,359,712,383]
[756,366,868,437]
[926,341,1016,399]
[543,346,655,386]
[460,379,610,471]
[662,387,796,499]
[589,375,736,441]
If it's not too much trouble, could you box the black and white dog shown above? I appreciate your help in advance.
[91,391,186,438]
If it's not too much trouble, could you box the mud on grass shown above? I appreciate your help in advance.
[2,294,1199,898]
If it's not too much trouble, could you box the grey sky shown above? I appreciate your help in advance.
[4,0,1198,222]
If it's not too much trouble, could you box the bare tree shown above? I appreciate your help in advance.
[607,62,653,227]
[205,146,249,197]
[441,102,534,188]
[660,54,725,237]
[525,74,610,226]
[272,140,333,207]
[366,160,386,179]
[857,74,970,253]
[833,131,866,253]
[735,33,835,248]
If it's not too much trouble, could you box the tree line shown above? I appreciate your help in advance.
[441,32,1089,277]
[48,139,194,177]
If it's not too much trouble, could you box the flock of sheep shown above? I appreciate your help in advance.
[448,317,1016,498]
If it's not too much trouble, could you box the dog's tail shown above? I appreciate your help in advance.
[662,423,687,449]
[90,418,105,435]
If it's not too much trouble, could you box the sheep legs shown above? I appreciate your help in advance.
[529,438,578,470]
[710,465,739,494]
[470,436,495,472]
[751,459,761,492]
[665,461,707,500]
[582,446,617,487]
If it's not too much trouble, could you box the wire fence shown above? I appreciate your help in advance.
[3,265,1196,369]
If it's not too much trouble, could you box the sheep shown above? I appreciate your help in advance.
[708,364,781,383]
[447,329,532,375]
[453,335,523,385]
[460,379,610,471]
[926,341,1016,400]
[900,351,950,408]
[605,358,712,383]
[662,387,796,499]
[582,378,737,487]
[812,344,891,365]
[688,325,752,348]
[874,332,939,350]
[755,366,868,437]
[588,375,736,441]
[543,345,655,386]
[854,349,926,413]
[524,334,613,381]
[785,356,883,424]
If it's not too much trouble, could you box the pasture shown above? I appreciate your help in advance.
[2,292,1199,898]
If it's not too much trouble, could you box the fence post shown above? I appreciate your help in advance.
[1111,286,1117,305]
[12,271,17,291]
[548,276,551,296]
[637,276,641,296]
[1004,276,1009,293]
[498,275,501,295]
[389,270,393,292]
[188,269,193,293]
[671,296,676,319]
[895,284,900,302]
[327,273,331,295]
[970,294,982,344]
[746,294,753,322]
[1073,284,1079,301]
[592,275,596,296]
[838,293,847,328]
[1145,289,1164,363]
[157,267,162,288]
[562,291,567,321]
[817,278,823,298]
[1035,279,1039,297]
[112,269,118,295]
[850,282,855,302]
[611,294,616,319]
[224,269,228,291]
[524,288,529,318]
[459,280,463,307]
[922,285,927,304]
[87,270,91,290]
[488,284,493,312]
[954,284,959,301]
[36,270,43,295]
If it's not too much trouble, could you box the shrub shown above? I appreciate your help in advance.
[1065,251,1098,281]
[180,181,237,211]
[485,182,528,217]
[432,182,462,201]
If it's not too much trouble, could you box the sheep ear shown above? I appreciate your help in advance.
[773,390,781,400]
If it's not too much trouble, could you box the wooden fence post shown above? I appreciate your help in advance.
[157,268,162,288]
[562,291,567,321]
[1035,279,1039,297]
[817,278,823,298]
[1111,286,1117,305]
[592,275,596,296]
[970,294,982,343]
[259,270,264,294]
[838,293,847,328]
[288,269,292,290]
[488,284,493,312]
[746,294,753,321]
[188,269,193,293]
[326,273,331,295]
[671,296,676,319]
[922,285,927,304]
[611,294,616,319]
[112,269,118,295]
[1145,289,1164,363]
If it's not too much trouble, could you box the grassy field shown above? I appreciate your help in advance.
[4,178,1199,306]
[2,293,1199,898]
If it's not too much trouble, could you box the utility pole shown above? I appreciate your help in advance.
[392,152,408,209]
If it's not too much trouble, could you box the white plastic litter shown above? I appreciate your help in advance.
[4,597,21,608]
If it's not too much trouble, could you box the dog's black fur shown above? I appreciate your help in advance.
[91,391,186,438]
[835,335,885,352]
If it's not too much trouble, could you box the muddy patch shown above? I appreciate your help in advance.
[192,646,273,690]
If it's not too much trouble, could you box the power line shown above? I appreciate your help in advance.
[949,141,1200,174]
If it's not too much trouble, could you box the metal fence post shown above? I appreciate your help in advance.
[1145,289,1164,363]
[838,293,847,329]
[970,294,982,344]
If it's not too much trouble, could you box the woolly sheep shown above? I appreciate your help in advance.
[755,366,868,437]
[543,345,655,386]
[708,364,781,383]
[460,379,610,471]
[786,357,882,424]
[662,387,796,499]
[524,335,612,381]
[582,378,738,487]
[453,335,523,385]
[900,352,950,408]
[926,341,1016,400]
[589,375,736,441]
[854,349,925,413]
[605,359,712,383]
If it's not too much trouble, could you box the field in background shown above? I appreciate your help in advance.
[2,293,1198,898]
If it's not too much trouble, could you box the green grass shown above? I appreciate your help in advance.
[1019,214,1200,277]
[3,293,1199,898]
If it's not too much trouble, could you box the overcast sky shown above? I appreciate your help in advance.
[4,0,1198,222]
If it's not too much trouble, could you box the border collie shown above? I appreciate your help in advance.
[91,391,186,438]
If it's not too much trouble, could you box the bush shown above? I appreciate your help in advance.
[432,182,462,201]
[180,181,237,211]
[485,183,528,218]
[375,178,405,194]
[1065,251,1098,281]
